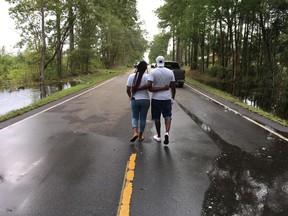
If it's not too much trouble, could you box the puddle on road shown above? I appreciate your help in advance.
[177,102,288,215]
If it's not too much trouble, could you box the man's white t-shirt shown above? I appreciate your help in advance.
[126,73,150,100]
[148,66,175,100]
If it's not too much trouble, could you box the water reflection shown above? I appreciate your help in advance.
[0,81,77,115]
[202,139,288,215]
[0,88,40,115]
[178,102,288,215]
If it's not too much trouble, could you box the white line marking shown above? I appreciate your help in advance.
[1,77,118,131]
[185,84,288,142]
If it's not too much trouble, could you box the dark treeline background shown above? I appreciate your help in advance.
[149,0,288,120]
[0,0,147,86]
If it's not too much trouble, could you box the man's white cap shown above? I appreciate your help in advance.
[156,56,165,67]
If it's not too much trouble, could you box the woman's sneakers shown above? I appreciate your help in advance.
[153,135,161,142]
[164,132,169,145]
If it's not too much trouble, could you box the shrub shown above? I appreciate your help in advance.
[207,64,224,77]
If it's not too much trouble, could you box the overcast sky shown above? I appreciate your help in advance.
[136,0,163,41]
[0,0,163,55]
[0,0,21,53]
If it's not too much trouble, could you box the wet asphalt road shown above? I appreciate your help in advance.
[0,71,288,216]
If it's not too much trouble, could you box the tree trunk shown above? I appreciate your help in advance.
[212,20,217,65]
[172,33,175,61]
[259,12,272,66]
[176,37,181,63]
[256,25,261,77]
[68,5,75,73]
[56,4,62,78]
[242,21,249,78]
[39,0,46,98]
[229,20,235,80]
[219,19,225,67]
[188,42,192,67]
[206,34,210,69]
[40,0,46,85]
[184,44,188,66]
[200,33,205,73]
[192,43,198,70]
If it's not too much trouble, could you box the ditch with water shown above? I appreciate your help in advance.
[195,79,288,122]
[0,81,79,116]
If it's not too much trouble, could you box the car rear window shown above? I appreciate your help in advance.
[164,62,180,69]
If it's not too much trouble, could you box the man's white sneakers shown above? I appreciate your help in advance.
[153,133,169,144]
[164,132,169,145]
[153,135,161,142]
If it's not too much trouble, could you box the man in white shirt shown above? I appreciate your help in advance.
[147,56,176,145]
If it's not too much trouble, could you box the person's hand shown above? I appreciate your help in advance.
[164,85,169,90]
[171,99,174,105]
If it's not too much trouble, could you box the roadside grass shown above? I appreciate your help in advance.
[0,67,129,123]
[185,75,288,127]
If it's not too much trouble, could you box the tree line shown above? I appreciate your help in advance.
[1,0,147,86]
[150,0,288,87]
[148,0,288,120]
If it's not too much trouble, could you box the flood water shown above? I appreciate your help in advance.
[195,79,288,121]
[0,81,76,116]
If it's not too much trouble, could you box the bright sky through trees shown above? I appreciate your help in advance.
[0,0,163,54]
[0,0,21,53]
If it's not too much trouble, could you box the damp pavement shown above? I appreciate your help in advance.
[0,71,288,216]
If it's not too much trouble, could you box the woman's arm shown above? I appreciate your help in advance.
[126,86,132,98]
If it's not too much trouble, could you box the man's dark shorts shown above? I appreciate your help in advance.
[151,99,172,121]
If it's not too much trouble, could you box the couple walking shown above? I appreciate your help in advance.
[126,56,176,145]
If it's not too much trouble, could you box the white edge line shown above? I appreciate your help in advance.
[185,84,288,142]
[1,77,118,131]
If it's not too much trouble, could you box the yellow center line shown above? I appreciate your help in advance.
[117,153,137,216]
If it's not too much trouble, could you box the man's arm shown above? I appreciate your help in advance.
[151,85,169,92]
[137,82,150,91]
[138,81,169,92]
[170,81,176,99]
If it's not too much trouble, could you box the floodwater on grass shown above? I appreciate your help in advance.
[0,81,77,116]
[194,79,288,122]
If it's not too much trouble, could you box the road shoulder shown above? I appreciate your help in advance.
[184,83,288,136]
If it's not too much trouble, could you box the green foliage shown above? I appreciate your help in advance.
[206,64,223,77]
[0,50,39,87]
[148,33,171,63]
[206,64,232,80]
[97,7,147,68]
[0,48,12,85]
[154,0,288,121]
[3,0,148,85]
